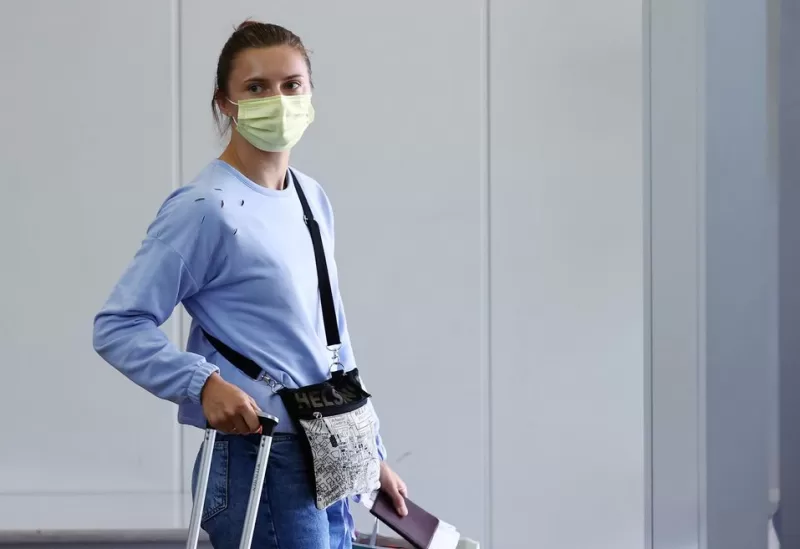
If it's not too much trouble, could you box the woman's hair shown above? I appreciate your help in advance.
[211,20,313,134]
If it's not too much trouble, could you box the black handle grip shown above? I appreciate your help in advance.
[257,412,279,436]
[204,412,279,435]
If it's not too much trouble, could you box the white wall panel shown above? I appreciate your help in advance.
[489,1,646,548]
[648,2,702,546]
[0,0,182,530]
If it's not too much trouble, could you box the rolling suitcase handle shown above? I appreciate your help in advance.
[186,412,280,549]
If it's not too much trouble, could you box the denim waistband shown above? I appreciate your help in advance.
[215,431,299,445]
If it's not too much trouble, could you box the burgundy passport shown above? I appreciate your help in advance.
[369,490,460,549]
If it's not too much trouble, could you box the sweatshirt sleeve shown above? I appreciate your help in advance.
[93,190,222,405]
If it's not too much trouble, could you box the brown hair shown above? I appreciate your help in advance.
[211,20,313,134]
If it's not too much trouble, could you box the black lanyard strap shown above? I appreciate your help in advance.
[202,169,343,383]
[291,170,342,350]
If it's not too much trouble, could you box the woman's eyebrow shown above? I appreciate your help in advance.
[242,74,304,83]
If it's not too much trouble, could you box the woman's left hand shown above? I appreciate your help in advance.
[379,461,408,517]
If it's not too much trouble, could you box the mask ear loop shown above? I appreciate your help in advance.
[226,98,239,127]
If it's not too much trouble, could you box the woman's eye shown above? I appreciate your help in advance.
[247,84,263,94]
[285,81,301,91]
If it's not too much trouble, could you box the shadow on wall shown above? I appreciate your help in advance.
[770,508,781,549]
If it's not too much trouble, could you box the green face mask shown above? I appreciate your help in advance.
[228,94,315,152]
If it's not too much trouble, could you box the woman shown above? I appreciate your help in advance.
[93,20,407,549]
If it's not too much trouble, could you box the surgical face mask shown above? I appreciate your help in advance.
[228,94,315,152]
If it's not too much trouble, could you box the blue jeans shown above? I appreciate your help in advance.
[191,433,353,549]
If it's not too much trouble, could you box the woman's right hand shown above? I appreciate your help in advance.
[200,372,262,434]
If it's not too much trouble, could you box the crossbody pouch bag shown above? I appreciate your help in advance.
[202,170,382,510]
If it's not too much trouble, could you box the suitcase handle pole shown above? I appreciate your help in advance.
[238,412,279,549]
[186,427,217,549]
[185,413,279,549]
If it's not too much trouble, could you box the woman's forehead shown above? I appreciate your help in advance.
[231,46,308,81]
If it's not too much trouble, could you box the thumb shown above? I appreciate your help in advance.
[391,486,408,517]
[248,399,263,433]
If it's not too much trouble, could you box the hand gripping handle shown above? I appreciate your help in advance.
[202,411,279,435]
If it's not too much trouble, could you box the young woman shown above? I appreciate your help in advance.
[93,20,407,549]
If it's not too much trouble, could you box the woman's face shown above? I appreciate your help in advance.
[222,45,310,109]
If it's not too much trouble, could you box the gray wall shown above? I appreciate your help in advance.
[649,0,775,548]
[0,1,646,548]
[767,0,782,512]
[648,1,704,544]
[704,0,773,545]
[780,0,800,545]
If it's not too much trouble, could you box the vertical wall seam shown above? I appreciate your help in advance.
[642,0,654,547]
[480,0,494,546]
[766,0,781,506]
[694,0,708,547]
[170,0,186,527]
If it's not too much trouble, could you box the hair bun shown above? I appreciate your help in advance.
[236,19,265,31]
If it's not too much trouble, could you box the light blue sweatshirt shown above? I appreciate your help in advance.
[93,159,386,462]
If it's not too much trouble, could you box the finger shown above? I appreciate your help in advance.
[232,415,250,435]
[240,405,261,433]
[390,485,408,517]
[398,480,408,497]
[394,494,408,517]
[249,401,263,434]
[208,416,230,433]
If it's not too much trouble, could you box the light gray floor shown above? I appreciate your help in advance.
[0,544,211,549]
[0,530,211,549]
[0,523,778,548]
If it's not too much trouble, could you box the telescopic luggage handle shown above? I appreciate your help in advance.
[186,412,279,549]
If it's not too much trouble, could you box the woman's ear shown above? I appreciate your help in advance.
[216,90,235,119]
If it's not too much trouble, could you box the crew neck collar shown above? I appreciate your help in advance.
[213,159,297,198]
